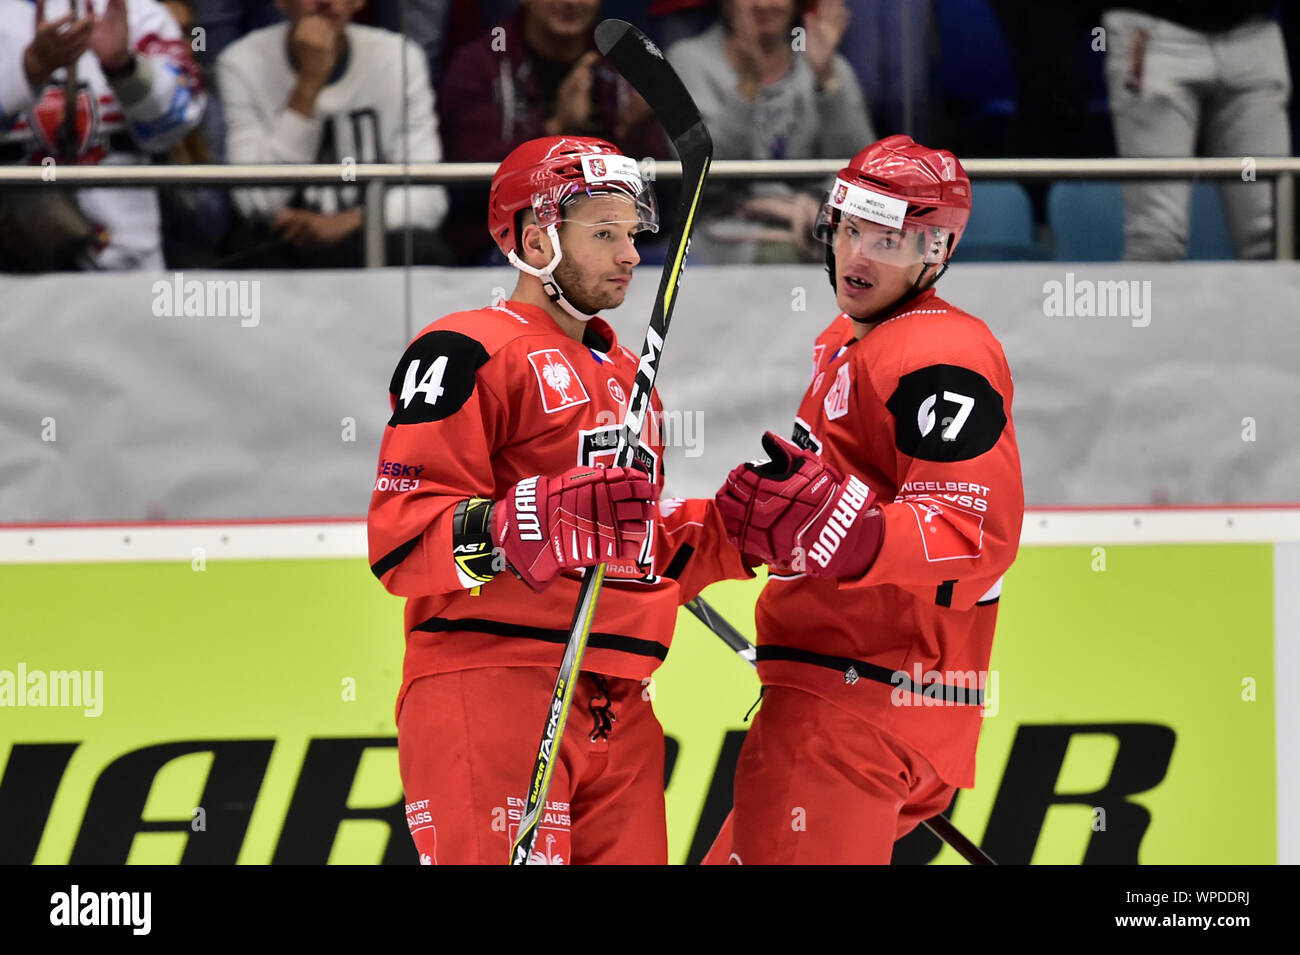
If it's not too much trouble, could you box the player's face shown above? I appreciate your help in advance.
[833,220,927,318]
[553,194,641,313]
[522,0,601,39]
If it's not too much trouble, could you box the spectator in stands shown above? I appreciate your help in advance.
[988,0,1110,159]
[190,0,283,62]
[839,0,931,142]
[1102,1,1292,259]
[0,0,207,271]
[186,1,283,167]
[666,0,874,263]
[218,0,450,267]
[438,0,666,264]
[649,0,716,49]
[374,0,451,84]
[157,0,232,266]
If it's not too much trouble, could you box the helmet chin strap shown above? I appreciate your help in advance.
[506,224,597,323]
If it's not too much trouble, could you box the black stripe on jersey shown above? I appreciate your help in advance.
[661,543,695,582]
[936,579,956,607]
[757,645,899,686]
[388,330,490,426]
[975,594,1000,607]
[757,644,984,705]
[412,615,669,661]
[371,533,422,580]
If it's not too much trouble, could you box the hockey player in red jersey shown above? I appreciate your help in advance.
[706,135,1025,864]
[368,136,750,865]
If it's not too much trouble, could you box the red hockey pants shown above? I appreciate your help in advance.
[397,667,667,865]
[704,686,957,864]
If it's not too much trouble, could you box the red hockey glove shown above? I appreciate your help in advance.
[715,431,884,580]
[492,465,657,592]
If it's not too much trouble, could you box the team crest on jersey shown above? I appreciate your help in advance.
[904,498,984,562]
[527,349,590,413]
[811,343,827,383]
[405,798,437,863]
[823,364,851,420]
[577,425,660,483]
[507,796,570,864]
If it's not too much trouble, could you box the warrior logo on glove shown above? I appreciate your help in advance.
[715,432,884,581]
[493,465,657,592]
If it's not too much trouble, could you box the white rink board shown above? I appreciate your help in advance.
[1,263,1298,523]
[4,508,1300,562]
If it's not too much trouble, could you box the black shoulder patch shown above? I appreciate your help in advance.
[885,364,1006,462]
[388,330,490,426]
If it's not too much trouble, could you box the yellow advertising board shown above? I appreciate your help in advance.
[0,515,1284,864]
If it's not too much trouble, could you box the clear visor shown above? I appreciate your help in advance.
[812,178,951,266]
[531,155,659,236]
[814,212,949,266]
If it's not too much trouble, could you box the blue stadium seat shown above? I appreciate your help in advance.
[1048,180,1237,261]
[1188,181,1236,260]
[1047,181,1124,261]
[957,182,1049,261]
[934,0,1018,116]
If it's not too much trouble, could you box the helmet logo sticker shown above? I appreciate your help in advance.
[534,195,559,225]
[580,153,643,186]
[829,178,907,229]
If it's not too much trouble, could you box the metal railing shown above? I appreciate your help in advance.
[2,156,1295,264]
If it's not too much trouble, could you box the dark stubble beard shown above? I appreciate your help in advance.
[552,255,621,316]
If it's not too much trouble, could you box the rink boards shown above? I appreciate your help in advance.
[1,508,1297,865]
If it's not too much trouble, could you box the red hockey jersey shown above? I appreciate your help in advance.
[368,300,750,716]
[754,288,1025,788]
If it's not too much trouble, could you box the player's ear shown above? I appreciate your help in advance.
[520,222,549,267]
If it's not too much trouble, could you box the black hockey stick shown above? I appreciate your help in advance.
[684,596,997,865]
[510,19,713,865]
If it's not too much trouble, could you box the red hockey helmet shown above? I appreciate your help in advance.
[488,136,658,258]
[814,135,972,267]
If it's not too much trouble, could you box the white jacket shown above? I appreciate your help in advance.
[0,0,208,269]
[218,22,447,232]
